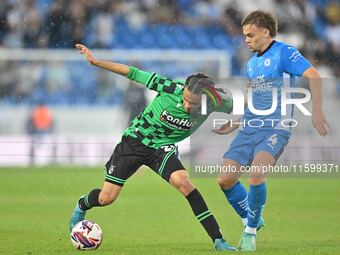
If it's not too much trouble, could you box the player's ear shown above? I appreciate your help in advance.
[263,28,270,37]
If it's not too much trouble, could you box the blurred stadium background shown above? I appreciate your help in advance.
[0,0,339,166]
[0,1,340,254]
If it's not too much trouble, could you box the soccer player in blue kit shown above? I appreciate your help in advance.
[213,10,330,251]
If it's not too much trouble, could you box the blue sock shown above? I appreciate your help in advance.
[222,182,248,220]
[247,182,266,230]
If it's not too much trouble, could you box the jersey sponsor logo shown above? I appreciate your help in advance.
[253,75,265,84]
[250,75,273,92]
[160,110,192,130]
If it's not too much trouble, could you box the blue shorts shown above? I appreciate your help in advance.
[224,130,290,166]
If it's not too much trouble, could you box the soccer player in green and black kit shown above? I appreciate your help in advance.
[69,44,236,251]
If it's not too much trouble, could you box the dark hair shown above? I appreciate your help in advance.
[184,73,215,94]
[241,10,278,37]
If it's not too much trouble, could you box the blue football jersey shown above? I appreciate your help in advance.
[241,40,312,134]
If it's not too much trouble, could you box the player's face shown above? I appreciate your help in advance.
[183,87,201,113]
[243,24,271,53]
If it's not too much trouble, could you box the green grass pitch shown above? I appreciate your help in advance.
[1,166,339,254]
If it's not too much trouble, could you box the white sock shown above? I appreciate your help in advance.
[245,226,257,235]
[241,218,247,227]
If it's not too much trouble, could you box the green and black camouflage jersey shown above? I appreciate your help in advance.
[123,66,233,149]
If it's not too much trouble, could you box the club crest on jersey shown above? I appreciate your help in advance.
[264,58,271,67]
[160,110,191,130]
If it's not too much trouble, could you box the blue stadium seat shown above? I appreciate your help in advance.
[156,33,173,48]
[212,34,231,49]
[173,27,193,49]
[191,27,211,49]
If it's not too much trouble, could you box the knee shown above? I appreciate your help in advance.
[249,176,266,186]
[98,191,117,206]
[170,172,195,195]
[217,176,238,190]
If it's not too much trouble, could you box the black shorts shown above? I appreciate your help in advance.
[104,135,185,186]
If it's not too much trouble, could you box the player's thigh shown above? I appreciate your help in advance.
[223,131,255,167]
[104,136,145,186]
[254,131,289,164]
[250,131,290,182]
[146,145,194,195]
[249,151,276,184]
[147,144,185,182]
[252,151,276,166]
[217,158,243,189]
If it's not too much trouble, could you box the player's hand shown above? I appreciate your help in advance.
[312,111,330,136]
[212,122,234,135]
[75,44,96,64]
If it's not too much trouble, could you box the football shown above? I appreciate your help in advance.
[70,220,103,250]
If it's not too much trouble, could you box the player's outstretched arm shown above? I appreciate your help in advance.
[303,66,330,136]
[212,118,240,135]
[75,44,130,76]
[212,98,246,134]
